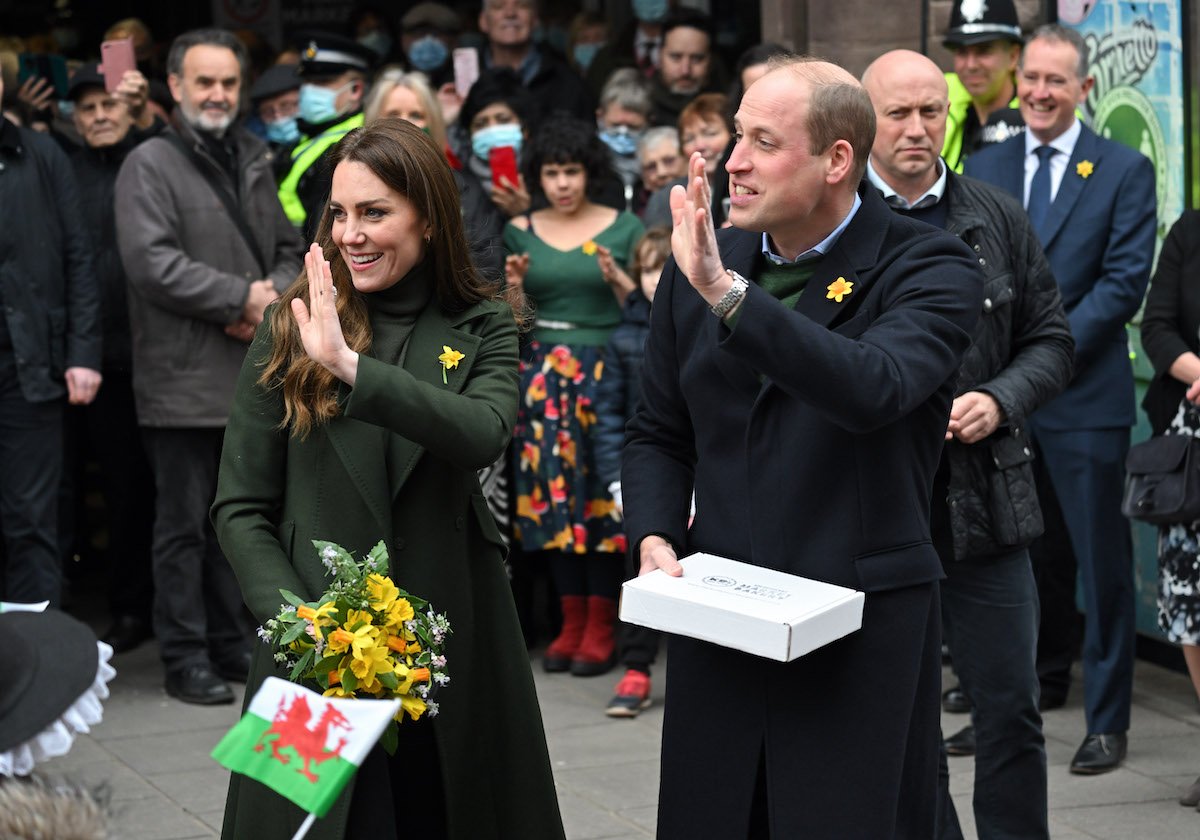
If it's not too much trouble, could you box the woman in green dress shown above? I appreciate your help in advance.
[212,119,563,840]
[504,117,645,676]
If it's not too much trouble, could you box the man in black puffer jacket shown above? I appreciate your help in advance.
[864,51,1074,840]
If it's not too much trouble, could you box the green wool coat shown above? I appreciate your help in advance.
[211,296,565,840]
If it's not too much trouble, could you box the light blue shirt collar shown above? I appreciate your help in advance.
[761,192,863,265]
[865,158,947,210]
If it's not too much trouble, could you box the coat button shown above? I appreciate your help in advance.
[978,257,986,266]
[973,243,981,252]
[983,298,993,311]
[1023,447,1031,456]
[455,516,464,530]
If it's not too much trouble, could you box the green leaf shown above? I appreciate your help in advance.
[313,655,340,675]
[367,540,390,574]
[341,670,358,691]
[279,589,305,608]
[378,671,399,690]
[280,620,309,645]
[380,721,398,756]
[289,648,314,681]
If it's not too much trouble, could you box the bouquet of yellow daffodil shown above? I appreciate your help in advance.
[260,540,451,750]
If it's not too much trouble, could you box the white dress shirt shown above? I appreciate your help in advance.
[1023,119,1081,208]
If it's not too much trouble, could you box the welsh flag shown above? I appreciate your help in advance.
[212,676,399,819]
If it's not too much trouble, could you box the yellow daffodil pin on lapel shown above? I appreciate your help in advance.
[438,345,465,384]
[826,277,854,303]
[1076,160,1094,179]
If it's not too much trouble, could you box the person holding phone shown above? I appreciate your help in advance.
[504,117,644,677]
[457,69,538,220]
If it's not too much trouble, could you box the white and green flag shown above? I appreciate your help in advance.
[211,676,399,819]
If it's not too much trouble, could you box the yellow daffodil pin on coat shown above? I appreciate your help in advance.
[1076,160,1094,179]
[582,240,598,255]
[438,345,465,384]
[826,277,854,303]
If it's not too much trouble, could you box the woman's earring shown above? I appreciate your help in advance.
[424,232,432,244]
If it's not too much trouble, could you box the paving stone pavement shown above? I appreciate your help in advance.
[32,631,1200,839]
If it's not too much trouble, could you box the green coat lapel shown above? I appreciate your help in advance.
[386,303,485,503]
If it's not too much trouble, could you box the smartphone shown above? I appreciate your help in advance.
[100,38,136,93]
[17,53,69,98]
[452,47,479,100]
[489,146,519,191]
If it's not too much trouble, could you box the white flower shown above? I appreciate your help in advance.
[416,684,430,698]
[256,625,271,643]
[426,701,439,717]
[404,620,417,633]
[431,654,447,669]
[433,672,450,686]
[320,545,338,573]
[273,652,288,663]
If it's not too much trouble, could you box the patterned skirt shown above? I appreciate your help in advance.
[511,340,625,555]
[1157,399,1200,645]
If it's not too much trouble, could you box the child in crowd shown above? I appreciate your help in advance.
[592,227,671,716]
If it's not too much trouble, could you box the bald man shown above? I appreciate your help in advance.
[622,56,983,837]
[863,50,1072,840]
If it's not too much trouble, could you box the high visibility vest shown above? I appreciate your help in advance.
[941,72,1020,174]
[278,112,365,228]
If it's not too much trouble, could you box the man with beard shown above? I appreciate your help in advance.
[62,64,162,654]
[647,9,726,128]
[115,28,303,705]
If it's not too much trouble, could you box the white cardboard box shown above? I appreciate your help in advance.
[619,553,865,662]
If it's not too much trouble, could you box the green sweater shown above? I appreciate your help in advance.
[503,210,644,346]
[728,256,819,328]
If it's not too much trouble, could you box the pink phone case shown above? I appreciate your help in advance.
[101,38,136,93]
[452,48,479,100]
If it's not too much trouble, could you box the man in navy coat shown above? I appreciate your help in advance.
[966,24,1157,774]
[622,58,983,838]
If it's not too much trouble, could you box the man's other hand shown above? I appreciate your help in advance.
[639,535,683,577]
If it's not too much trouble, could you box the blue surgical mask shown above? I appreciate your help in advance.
[471,123,523,160]
[57,99,75,119]
[265,116,300,144]
[407,35,449,72]
[631,0,669,23]
[299,83,346,125]
[358,31,393,59]
[599,125,642,157]
[573,42,602,72]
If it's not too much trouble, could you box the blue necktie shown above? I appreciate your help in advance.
[1026,146,1057,234]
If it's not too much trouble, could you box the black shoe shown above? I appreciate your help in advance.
[165,664,234,705]
[944,724,976,757]
[213,649,252,683]
[1069,732,1127,775]
[101,614,153,654]
[942,686,972,714]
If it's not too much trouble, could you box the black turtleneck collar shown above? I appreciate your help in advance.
[365,258,436,365]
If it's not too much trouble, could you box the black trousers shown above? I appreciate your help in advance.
[59,369,155,618]
[0,374,63,605]
[142,427,249,671]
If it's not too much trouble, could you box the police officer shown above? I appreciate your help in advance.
[278,34,375,241]
[941,0,1025,172]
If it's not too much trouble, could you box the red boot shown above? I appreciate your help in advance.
[571,596,618,676]
[543,595,587,672]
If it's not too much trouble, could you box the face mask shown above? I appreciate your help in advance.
[599,125,642,158]
[573,42,602,72]
[57,99,75,119]
[471,123,523,160]
[407,35,449,72]
[299,82,349,125]
[358,31,393,58]
[631,0,669,23]
[265,116,300,144]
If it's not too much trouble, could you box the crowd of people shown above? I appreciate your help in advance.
[1,0,1198,836]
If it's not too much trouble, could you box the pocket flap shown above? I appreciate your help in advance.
[1126,436,1191,475]
[990,434,1034,470]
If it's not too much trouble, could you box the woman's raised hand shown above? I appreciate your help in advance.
[505,252,530,291]
[291,243,359,385]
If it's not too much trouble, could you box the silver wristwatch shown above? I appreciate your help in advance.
[710,269,750,318]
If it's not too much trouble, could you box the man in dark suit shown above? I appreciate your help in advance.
[622,57,983,837]
[966,24,1157,774]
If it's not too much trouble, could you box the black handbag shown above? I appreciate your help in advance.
[1121,434,1200,524]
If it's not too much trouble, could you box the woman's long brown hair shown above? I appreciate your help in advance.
[260,119,497,438]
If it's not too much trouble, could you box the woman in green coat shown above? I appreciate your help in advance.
[211,120,564,840]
